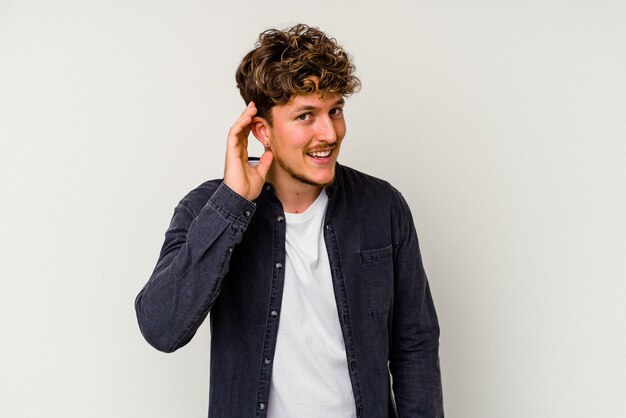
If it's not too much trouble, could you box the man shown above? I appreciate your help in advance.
[135,24,443,417]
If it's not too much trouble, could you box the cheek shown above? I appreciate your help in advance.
[335,121,347,140]
[272,131,309,157]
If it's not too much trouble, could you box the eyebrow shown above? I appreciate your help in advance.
[292,98,345,113]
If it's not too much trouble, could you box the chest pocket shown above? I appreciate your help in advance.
[359,245,394,317]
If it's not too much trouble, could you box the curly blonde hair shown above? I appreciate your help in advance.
[235,24,361,124]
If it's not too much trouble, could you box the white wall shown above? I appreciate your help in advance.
[1,1,624,417]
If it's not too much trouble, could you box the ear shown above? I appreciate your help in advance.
[250,116,271,148]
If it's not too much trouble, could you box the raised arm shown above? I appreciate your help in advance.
[223,101,273,201]
[134,103,273,352]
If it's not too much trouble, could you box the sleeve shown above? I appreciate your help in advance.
[134,182,256,353]
[389,191,444,417]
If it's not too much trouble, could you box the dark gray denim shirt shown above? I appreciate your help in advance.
[135,164,443,417]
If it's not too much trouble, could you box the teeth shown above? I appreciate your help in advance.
[309,150,331,158]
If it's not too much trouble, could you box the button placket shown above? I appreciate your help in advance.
[256,200,285,413]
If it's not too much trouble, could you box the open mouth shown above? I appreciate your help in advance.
[306,149,333,159]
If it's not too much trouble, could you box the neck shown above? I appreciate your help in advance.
[267,172,324,214]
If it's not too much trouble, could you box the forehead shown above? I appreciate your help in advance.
[277,92,344,112]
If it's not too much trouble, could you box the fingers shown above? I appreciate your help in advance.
[227,102,257,152]
[255,149,274,180]
[230,102,256,136]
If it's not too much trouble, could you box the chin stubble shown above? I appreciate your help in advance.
[274,153,333,188]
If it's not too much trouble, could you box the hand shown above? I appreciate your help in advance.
[223,102,273,201]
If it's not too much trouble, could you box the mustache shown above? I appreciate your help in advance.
[306,144,336,153]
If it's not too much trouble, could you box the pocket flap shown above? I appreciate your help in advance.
[359,244,393,264]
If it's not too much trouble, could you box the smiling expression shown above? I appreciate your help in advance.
[261,91,346,189]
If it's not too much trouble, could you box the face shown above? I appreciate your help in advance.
[262,91,346,188]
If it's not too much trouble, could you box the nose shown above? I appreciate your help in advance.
[316,115,338,144]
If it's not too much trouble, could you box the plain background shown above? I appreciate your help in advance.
[1,0,625,417]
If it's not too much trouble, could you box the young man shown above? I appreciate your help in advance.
[135,24,443,417]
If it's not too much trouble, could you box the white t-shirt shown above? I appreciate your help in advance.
[267,190,356,418]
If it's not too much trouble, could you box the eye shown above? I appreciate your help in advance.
[297,113,313,121]
[330,108,344,117]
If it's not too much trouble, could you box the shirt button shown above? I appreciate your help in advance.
[277,215,284,222]
[264,358,272,365]
[244,210,251,217]
[265,184,271,191]
[270,310,278,317]
[227,247,233,254]
[275,262,283,270]
[326,223,331,231]
[259,403,266,410]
